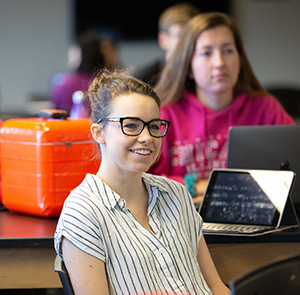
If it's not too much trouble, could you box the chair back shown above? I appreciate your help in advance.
[54,254,75,295]
[267,87,300,117]
[228,254,300,295]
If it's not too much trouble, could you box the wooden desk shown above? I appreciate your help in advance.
[0,210,61,289]
[209,242,300,283]
[1,210,300,289]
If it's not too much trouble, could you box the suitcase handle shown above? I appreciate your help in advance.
[38,109,68,120]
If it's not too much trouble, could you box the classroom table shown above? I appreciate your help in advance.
[1,209,300,289]
[0,209,60,289]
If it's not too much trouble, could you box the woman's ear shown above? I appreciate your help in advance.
[91,123,106,144]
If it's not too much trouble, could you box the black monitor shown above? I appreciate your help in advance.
[227,125,300,213]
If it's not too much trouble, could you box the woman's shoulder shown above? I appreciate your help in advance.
[160,92,199,119]
[236,92,280,104]
[234,93,295,124]
[64,174,104,206]
[162,92,196,107]
[234,93,287,111]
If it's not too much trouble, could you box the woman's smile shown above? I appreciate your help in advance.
[129,148,152,156]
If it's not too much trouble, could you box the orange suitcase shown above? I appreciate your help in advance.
[0,110,100,217]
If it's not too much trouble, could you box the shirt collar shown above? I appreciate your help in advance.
[142,172,170,193]
[85,173,169,211]
[84,174,124,210]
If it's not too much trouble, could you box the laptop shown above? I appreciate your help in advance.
[199,168,298,236]
[227,125,300,214]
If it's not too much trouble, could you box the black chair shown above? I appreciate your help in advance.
[228,254,300,295]
[54,254,75,295]
[267,87,300,118]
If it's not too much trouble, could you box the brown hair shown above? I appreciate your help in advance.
[158,2,200,33]
[88,68,161,124]
[156,12,269,106]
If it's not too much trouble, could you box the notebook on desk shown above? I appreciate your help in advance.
[199,168,298,236]
[227,125,300,214]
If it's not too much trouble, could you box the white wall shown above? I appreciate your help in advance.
[0,0,72,113]
[0,0,299,114]
[231,0,300,89]
[119,39,164,74]
[0,0,163,114]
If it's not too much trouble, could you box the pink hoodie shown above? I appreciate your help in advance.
[149,92,295,183]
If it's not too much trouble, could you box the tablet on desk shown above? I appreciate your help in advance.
[199,168,298,236]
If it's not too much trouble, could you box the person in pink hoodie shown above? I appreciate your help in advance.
[149,12,295,203]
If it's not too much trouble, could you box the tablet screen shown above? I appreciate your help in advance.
[199,169,295,226]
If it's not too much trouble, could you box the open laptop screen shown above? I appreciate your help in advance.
[227,125,300,211]
[200,169,295,227]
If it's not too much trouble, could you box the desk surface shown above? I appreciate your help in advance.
[0,209,57,248]
[0,210,60,289]
[1,209,300,247]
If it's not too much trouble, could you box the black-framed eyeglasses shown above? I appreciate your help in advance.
[97,117,170,138]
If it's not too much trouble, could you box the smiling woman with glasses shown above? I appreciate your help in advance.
[54,68,229,295]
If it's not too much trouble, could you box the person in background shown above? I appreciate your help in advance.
[54,68,230,295]
[133,2,200,86]
[98,33,120,71]
[149,12,295,203]
[49,30,105,114]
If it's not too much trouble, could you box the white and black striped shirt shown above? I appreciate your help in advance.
[54,173,212,295]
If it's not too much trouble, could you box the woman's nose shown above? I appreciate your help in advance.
[137,126,153,143]
[214,51,225,67]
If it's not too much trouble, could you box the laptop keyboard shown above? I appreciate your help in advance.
[202,223,275,234]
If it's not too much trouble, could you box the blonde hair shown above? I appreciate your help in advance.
[158,2,200,33]
[156,12,269,106]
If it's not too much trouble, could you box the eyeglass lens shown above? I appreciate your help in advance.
[122,118,168,137]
